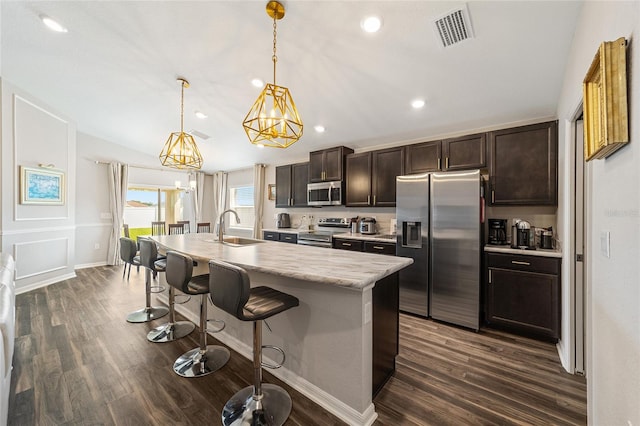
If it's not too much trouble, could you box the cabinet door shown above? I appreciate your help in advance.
[333,238,364,251]
[291,162,309,207]
[404,141,442,174]
[275,165,292,207]
[263,231,279,241]
[346,152,372,207]
[323,147,344,181]
[372,147,404,207]
[487,267,559,340]
[489,121,558,205]
[443,133,486,170]
[308,150,325,182]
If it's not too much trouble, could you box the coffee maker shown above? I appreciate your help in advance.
[511,220,532,249]
[488,219,507,245]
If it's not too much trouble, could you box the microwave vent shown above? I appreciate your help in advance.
[433,5,474,48]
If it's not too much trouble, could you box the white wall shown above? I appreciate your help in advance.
[556,2,639,424]
[0,79,77,293]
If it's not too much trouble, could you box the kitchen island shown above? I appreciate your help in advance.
[150,233,412,426]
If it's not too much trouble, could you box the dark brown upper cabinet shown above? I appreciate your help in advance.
[489,121,558,206]
[275,162,309,208]
[404,140,442,174]
[309,146,354,182]
[442,133,487,171]
[346,147,404,207]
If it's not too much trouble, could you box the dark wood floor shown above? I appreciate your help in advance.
[8,265,586,425]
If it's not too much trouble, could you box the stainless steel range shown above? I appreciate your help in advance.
[297,217,351,248]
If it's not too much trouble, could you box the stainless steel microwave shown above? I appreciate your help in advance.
[307,181,343,206]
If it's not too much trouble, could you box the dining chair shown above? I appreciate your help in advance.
[196,222,211,233]
[123,224,130,238]
[151,221,166,236]
[177,220,190,233]
[168,223,185,235]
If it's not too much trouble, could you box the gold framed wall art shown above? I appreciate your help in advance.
[583,37,629,161]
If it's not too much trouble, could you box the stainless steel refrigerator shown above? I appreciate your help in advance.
[396,170,481,330]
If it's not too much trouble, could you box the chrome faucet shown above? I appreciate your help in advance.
[218,209,240,242]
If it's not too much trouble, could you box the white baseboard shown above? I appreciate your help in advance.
[75,261,108,269]
[172,301,378,426]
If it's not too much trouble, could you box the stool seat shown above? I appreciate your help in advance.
[242,286,299,321]
[186,274,209,294]
[154,258,167,272]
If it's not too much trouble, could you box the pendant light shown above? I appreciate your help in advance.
[159,78,203,169]
[243,1,303,148]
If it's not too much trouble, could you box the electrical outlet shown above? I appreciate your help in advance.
[94,243,100,250]
[600,231,610,258]
[100,212,111,220]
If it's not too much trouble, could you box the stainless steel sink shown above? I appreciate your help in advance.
[222,236,264,246]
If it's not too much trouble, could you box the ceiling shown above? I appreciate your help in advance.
[1,1,582,173]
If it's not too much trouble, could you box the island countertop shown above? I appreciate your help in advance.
[150,233,412,290]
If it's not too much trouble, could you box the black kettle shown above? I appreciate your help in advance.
[276,213,291,229]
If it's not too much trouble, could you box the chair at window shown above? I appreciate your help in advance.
[151,221,166,236]
[168,223,185,235]
[119,237,140,280]
[123,224,130,238]
[196,222,211,233]
[177,220,190,233]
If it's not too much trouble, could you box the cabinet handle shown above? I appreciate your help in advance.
[437,158,441,170]
[342,242,351,247]
[373,195,376,205]
[491,190,495,203]
[373,246,384,250]
[445,157,449,169]
[511,260,531,266]
[488,269,492,284]
[367,195,371,205]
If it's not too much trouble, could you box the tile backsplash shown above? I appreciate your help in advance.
[485,205,557,244]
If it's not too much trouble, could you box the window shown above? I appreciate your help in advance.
[228,185,254,229]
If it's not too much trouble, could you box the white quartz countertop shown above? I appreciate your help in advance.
[262,228,304,234]
[151,233,412,290]
[484,245,562,258]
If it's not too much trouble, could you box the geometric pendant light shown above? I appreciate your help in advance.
[242,1,303,148]
[159,78,204,169]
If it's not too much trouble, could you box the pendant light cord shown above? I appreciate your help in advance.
[272,17,277,85]
[180,80,185,133]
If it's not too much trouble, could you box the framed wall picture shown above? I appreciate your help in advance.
[583,37,629,161]
[268,184,276,201]
[20,166,65,205]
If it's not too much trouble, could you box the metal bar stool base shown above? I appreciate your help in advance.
[126,306,169,323]
[222,383,292,426]
[173,346,230,378]
[147,321,195,343]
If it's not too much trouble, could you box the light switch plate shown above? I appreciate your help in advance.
[600,231,610,258]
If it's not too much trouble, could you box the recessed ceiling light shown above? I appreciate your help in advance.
[411,99,426,109]
[314,125,326,133]
[251,78,264,88]
[361,16,382,33]
[256,143,265,149]
[40,15,68,33]
[195,111,208,119]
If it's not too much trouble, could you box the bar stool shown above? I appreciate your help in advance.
[208,259,299,426]
[126,238,169,323]
[170,251,230,378]
[119,237,140,280]
[146,251,196,343]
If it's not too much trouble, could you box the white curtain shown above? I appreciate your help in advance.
[194,171,205,223]
[212,171,228,235]
[107,162,128,265]
[253,164,266,239]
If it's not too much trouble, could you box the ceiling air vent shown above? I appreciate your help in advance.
[433,5,474,48]
[188,129,210,140]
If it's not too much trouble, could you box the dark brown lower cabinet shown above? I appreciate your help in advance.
[372,272,399,397]
[486,253,560,342]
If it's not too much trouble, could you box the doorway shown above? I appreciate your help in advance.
[573,117,586,375]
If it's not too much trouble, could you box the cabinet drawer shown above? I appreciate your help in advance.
[263,231,279,241]
[333,238,364,251]
[279,233,298,244]
[364,241,396,255]
[487,253,559,275]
